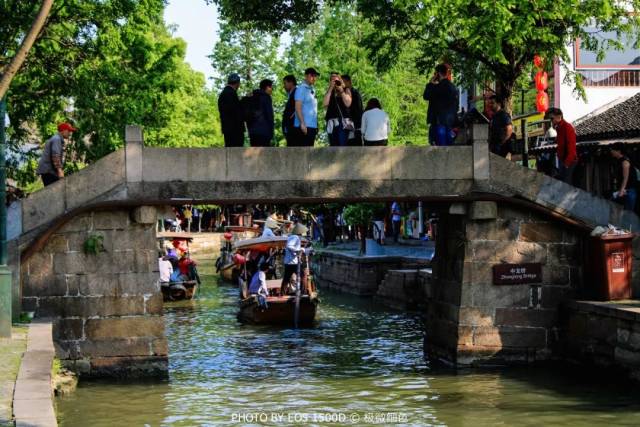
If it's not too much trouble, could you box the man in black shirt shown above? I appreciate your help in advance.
[342,75,364,146]
[423,64,459,145]
[487,95,514,157]
[282,75,298,146]
[218,73,245,147]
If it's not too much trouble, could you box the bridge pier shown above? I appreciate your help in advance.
[20,207,167,377]
[426,201,584,365]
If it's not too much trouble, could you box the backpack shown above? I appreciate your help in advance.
[282,88,297,132]
[241,93,261,125]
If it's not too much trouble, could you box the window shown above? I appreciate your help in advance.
[575,29,640,87]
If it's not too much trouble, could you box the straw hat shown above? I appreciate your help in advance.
[265,217,279,230]
[291,223,308,236]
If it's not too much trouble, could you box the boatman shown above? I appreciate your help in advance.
[262,216,279,237]
[249,262,270,308]
[280,222,308,295]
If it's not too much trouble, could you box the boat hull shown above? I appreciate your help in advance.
[161,281,198,301]
[238,294,318,326]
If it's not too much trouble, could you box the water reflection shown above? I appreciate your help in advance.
[57,270,640,427]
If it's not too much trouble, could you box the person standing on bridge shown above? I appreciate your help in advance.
[282,75,298,146]
[218,73,245,147]
[246,79,275,147]
[423,64,458,146]
[487,95,514,158]
[323,72,353,147]
[293,67,320,147]
[342,75,363,146]
[36,122,76,187]
[549,108,577,185]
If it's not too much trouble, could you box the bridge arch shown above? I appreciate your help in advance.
[7,125,639,376]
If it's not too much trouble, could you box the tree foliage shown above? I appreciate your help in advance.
[3,0,222,187]
[211,0,640,110]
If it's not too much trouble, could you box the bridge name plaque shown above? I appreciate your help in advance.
[492,263,542,285]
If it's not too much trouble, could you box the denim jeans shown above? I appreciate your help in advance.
[328,122,349,147]
[624,188,637,211]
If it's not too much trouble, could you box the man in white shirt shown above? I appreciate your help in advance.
[249,263,270,308]
[280,222,307,294]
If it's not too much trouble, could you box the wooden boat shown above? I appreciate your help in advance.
[238,280,318,325]
[161,280,198,301]
[236,236,318,326]
[158,233,200,301]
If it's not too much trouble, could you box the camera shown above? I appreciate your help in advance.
[335,80,341,86]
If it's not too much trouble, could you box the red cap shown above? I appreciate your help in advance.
[57,123,77,132]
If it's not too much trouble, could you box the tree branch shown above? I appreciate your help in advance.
[0,0,54,99]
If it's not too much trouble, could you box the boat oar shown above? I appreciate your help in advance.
[294,252,302,329]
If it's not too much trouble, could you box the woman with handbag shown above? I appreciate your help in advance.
[323,72,353,146]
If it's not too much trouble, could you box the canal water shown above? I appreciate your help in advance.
[57,265,640,426]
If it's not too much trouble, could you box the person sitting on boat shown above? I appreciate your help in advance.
[280,222,308,295]
[158,251,173,283]
[249,262,270,309]
[262,216,280,237]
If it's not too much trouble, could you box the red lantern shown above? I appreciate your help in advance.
[534,55,544,69]
[233,253,246,265]
[223,232,233,241]
[535,71,548,91]
[536,91,549,113]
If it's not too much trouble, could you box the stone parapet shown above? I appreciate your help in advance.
[562,300,640,380]
[312,251,430,297]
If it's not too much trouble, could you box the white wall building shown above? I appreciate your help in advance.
[557,30,640,123]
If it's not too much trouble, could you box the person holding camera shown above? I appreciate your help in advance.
[423,63,458,146]
[323,72,353,147]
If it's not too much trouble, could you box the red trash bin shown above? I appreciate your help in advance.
[588,233,634,301]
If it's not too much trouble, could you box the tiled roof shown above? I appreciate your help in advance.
[575,92,640,141]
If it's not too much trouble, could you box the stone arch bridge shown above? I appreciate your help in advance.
[7,125,639,377]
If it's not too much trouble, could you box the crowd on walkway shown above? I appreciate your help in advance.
[217,67,390,147]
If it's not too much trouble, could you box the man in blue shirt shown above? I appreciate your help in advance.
[293,67,319,146]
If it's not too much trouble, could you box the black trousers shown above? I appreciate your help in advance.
[249,135,272,147]
[224,131,244,147]
[41,173,59,187]
[288,127,317,146]
[364,139,388,146]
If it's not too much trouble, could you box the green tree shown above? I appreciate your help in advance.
[5,0,222,187]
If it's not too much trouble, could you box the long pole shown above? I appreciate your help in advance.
[0,97,12,337]
[294,251,302,329]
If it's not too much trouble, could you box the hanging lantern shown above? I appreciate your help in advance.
[534,54,544,69]
[536,91,549,113]
[535,71,548,91]
[223,232,233,241]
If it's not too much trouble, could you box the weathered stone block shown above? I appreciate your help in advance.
[449,203,468,216]
[151,338,169,356]
[495,308,558,328]
[53,318,84,341]
[77,274,118,296]
[85,317,165,339]
[93,211,130,230]
[473,326,547,348]
[58,214,93,233]
[79,338,153,357]
[470,201,497,220]
[458,306,495,326]
[547,243,581,267]
[54,252,98,275]
[45,235,68,253]
[144,293,164,315]
[21,179,65,232]
[23,272,66,298]
[466,220,519,241]
[519,222,563,243]
[89,355,168,378]
[465,282,530,309]
[132,206,157,225]
[118,273,159,295]
[540,285,574,309]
